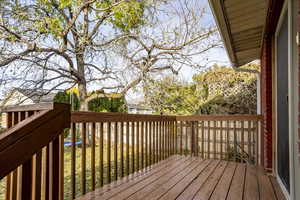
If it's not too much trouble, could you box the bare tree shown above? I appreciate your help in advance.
[114,0,221,94]
[0,0,221,109]
[0,0,147,110]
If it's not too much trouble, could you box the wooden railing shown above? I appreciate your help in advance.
[0,103,70,200]
[176,115,262,164]
[68,111,177,199]
[0,105,262,200]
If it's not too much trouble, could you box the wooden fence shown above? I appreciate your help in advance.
[0,104,262,200]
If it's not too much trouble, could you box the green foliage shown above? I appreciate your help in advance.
[109,0,146,31]
[1,0,146,42]
[88,95,127,113]
[54,91,80,111]
[144,64,259,115]
[54,90,127,113]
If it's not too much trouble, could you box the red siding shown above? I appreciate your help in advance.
[260,0,284,171]
[260,38,273,169]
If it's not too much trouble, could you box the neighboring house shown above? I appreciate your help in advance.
[127,103,153,114]
[0,88,56,107]
[209,0,299,199]
[0,88,57,128]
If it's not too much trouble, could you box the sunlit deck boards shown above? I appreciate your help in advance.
[76,155,285,200]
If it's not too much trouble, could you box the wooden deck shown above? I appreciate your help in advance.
[76,155,285,200]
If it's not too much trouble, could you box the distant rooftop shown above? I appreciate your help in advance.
[13,88,58,103]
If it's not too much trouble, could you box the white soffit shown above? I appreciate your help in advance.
[209,0,267,67]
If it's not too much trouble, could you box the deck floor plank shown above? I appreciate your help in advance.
[209,162,237,200]
[193,160,228,200]
[244,165,260,200]
[257,167,277,200]
[224,163,246,200]
[76,156,183,200]
[100,157,189,200]
[74,156,286,200]
[125,157,201,200]
[176,160,221,200]
[159,159,212,200]
[110,157,196,200]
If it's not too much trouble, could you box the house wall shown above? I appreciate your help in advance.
[260,0,285,170]
[261,38,273,169]
[0,91,34,128]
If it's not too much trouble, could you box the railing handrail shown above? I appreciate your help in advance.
[1,102,57,112]
[71,111,176,123]
[71,111,262,123]
[0,102,70,179]
[176,114,263,121]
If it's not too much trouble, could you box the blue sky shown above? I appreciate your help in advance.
[176,0,229,82]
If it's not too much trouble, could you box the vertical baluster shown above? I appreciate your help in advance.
[233,121,237,162]
[213,121,217,159]
[131,122,135,173]
[100,123,104,186]
[149,122,152,164]
[163,121,166,159]
[71,123,76,198]
[11,112,19,200]
[153,121,156,162]
[156,121,159,162]
[185,121,188,156]
[191,122,194,157]
[180,121,183,155]
[170,121,173,155]
[32,151,42,200]
[107,122,111,183]
[158,121,162,160]
[91,123,96,190]
[226,120,230,161]
[21,158,32,200]
[59,132,64,200]
[201,121,204,158]
[141,121,144,168]
[220,121,223,160]
[207,121,210,159]
[136,121,140,170]
[16,112,23,200]
[50,137,60,200]
[5,112,12,200]
[126,122,130,176]
[120,122,124,177]
[45,144,50,200]
[175,121,178,155]
[167,121,170,157]
[167,121,169,157]
[114,122,118,181]
[170,121,172,155]
[81,123,86,194]
[247,120,251,161]
[196,121,199,156]
[146,121,149,166]
[241,120,245,158]
[255,120,259,165]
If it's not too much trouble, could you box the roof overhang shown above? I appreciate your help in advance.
[209,0,267,67]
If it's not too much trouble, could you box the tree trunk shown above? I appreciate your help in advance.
[76,51,88,111]
[78,81,88,111]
